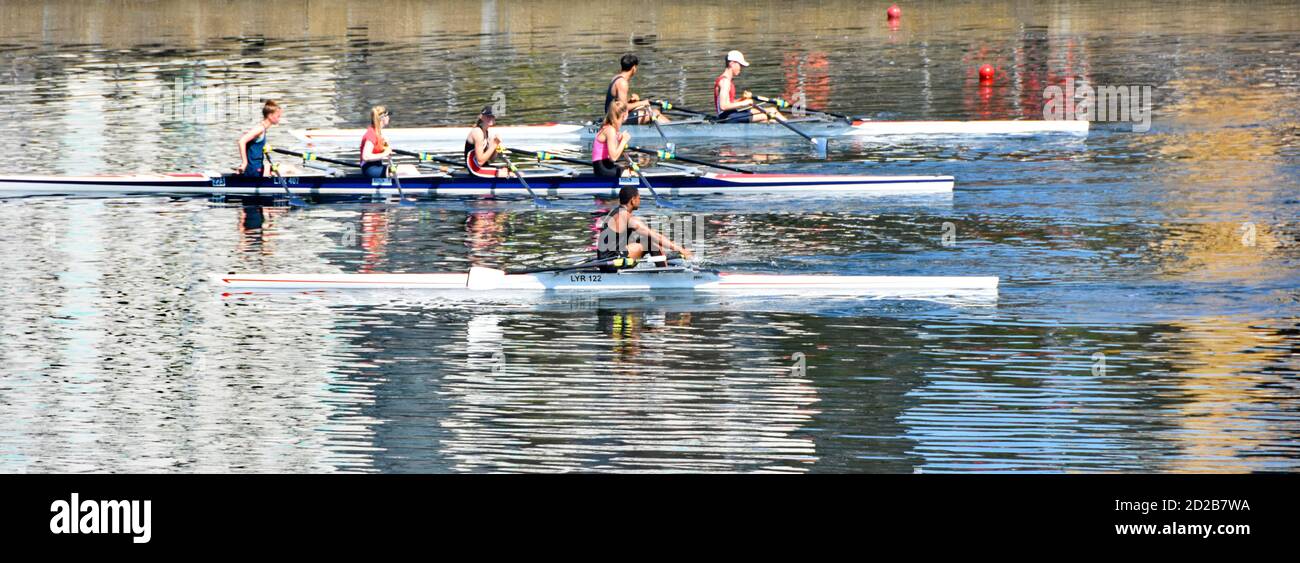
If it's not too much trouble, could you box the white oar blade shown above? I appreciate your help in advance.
[466,267,507,290]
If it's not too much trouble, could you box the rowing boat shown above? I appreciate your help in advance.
[215,266,999,299]
[0,168,954,200]
[292,118,1088,147]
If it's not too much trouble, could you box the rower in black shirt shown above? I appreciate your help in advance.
[604,54,670,126]
[595,186,693,270]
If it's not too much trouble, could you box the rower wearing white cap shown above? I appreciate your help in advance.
[713,50,784,124]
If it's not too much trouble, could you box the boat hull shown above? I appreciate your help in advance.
[292,119,1088,147]
[215,269,999,298]
[0,171,954,199]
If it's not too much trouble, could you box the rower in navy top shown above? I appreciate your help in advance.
[235,100,282,177]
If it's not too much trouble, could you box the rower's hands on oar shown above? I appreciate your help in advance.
[497,144,517,179]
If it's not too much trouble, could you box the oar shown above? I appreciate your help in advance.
[511,147,675,207]
[650,100,712,119]
[623,157,677,209]
[505,148,588,167]
[395,147,547,206]
[648,118,676,151]
[748,98,828,157]
[261,146,306,207]
[508,256,640,275]
[386,155,415,206]
[753,95,853,121]
[641,100,675,150]
[272,148,360,169]
[496,147,551,208]
[628,146,753,174]
[391,148,461,171]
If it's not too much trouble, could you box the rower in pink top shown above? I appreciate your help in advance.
[592,101,632,177]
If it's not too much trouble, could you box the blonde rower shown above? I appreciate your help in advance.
[359,105,392,178]
[592,101,632,178]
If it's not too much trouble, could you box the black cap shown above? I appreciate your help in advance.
[480,106,496,118]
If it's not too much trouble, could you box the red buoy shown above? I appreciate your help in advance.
[887,4,902,20]
[978,64,995,83]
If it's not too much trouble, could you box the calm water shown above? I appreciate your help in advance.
[0,0,1297,473]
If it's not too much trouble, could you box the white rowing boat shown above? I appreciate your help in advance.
[292,119,1088,147]
[215,266,999,299]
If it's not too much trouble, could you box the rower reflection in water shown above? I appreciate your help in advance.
[595,186,694,271]
[714,50,785,123]
[359,105,392,178]
[464,106,510,178]
[234,100,282,178]
[592,101,631,177]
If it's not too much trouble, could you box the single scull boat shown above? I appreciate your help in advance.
[216,265,998,299]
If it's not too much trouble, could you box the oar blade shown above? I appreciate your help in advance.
[813,137,828,158]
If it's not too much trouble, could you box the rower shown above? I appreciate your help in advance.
[464,106,512,178]
[592,101,632,178]
[714,50,784,123]
[359,105,392,178]
[604,54,669,125]
[235,100,282,177]
[595,185,693,270]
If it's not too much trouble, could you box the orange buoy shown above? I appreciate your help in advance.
[978,64,995,83]
[887,4,902,19]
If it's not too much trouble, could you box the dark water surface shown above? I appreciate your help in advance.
[0,0,1297,472]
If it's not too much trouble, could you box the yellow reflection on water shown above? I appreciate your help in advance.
[1151,317,1298,473]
